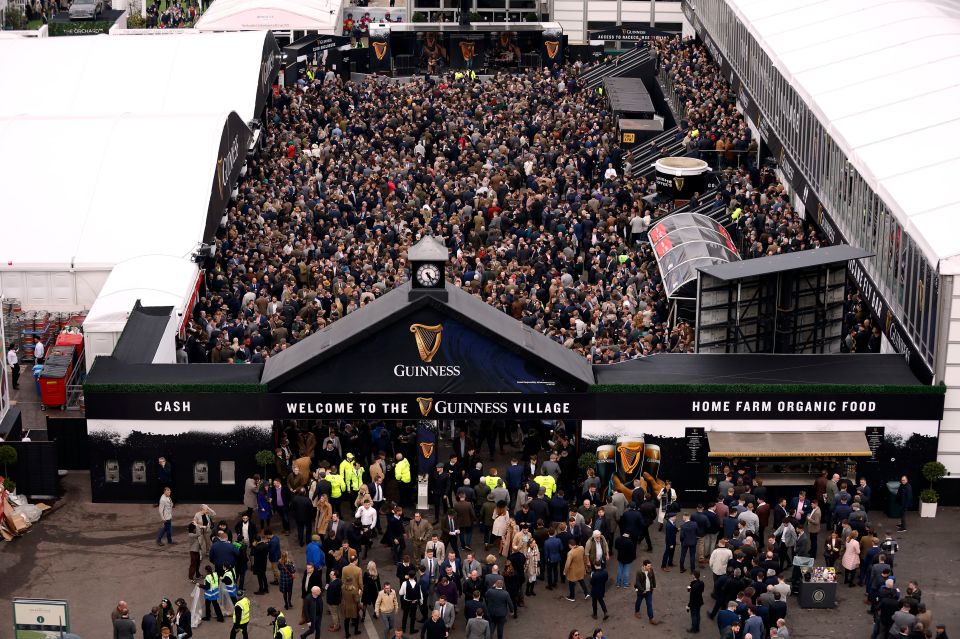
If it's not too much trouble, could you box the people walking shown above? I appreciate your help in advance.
[589,563,609,620]
[634,560,659,625]
[687,570,704,633]
[229,593,251,639]
[156,487,174,546]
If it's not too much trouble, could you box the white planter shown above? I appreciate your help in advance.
[919,501,938,518]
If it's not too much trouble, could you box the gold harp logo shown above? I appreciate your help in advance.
[416,397,434,418]
[410,324,442,362]
[618,442,643,474]
[545,40,560,59]
[885,309,894,334]
[459,41,476,61]
[420,442,436,459]
[215,158,225,199]
[372,41,388,61]
[673,177,685,191]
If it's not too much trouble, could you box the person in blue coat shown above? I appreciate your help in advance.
[544,529,564,589]
[679,513,699,573]
[661,513,678,570]
[896,475,913,531]
[306,534,325,571]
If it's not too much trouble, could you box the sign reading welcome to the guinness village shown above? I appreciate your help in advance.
[85,391,944,421]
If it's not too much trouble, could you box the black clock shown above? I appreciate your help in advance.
[416,263,442,287]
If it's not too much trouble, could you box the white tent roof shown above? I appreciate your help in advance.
[0,112,233,272]
[195,0,339,32]
[725,0,960,271]
[83,256,200,333]
[0,31,274,122]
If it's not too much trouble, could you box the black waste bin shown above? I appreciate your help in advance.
[885,480,902,519]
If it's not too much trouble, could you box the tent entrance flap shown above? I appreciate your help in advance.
[707,431,872,458]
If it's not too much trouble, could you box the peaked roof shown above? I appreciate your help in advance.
[261,281,596,390]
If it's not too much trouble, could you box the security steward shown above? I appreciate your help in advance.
[222,563,239,603]
[329,467,346,516]
[202,565,225,622]
[268,607,286,636]
[394,453,412,506]
[274,617,293,639]
[230,592,252,639]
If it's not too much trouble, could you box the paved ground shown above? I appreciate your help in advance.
[2,471,958,639]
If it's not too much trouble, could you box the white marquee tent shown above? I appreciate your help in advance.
[194,0,340,33]
[726,0,960,272]
[0,112,238,310]
[0,31,278,122]
[82,256,201,371]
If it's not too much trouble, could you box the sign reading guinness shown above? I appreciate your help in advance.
[394,323,461,377]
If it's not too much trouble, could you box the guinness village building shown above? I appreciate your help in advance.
[83,237,946,504]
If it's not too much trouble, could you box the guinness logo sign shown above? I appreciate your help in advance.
[673,177,685,191]
[420,442,436,459]
[417,397,434,417]
[372,41,388,61]
[618,442,643,474]
[459,41,476,61]
[410,324,442,363]
[545,40,560,60]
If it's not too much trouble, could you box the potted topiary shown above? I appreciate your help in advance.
[0,444,17,477]
[255,449,276,480]
[920,461,947,518]
[577,451,597,473]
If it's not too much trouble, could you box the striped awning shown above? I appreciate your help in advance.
[707,431,872,458]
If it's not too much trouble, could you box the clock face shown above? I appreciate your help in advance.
[416,263,441,287]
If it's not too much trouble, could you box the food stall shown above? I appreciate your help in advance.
[706,431,872,495]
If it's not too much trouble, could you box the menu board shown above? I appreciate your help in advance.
[865,426,884,462]
[686,427,706,463]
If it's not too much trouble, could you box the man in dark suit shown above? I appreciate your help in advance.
[687,570,705,633]
[301,585,323,639]
[268,478,291,534]
[679,513,699,573]
[788,490,812,524]
[771,498,789,531]
[367,476,387,534]
[661,513,678,570]
[768,592,787,626]
[794,524,811,557]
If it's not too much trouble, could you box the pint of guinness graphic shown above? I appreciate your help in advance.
[616,436,645,485]
[644,444,661,481]
[596,445,615,494]
[654,157,709,202]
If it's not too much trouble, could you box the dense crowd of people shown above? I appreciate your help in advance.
[178,36,827,371]
[145,0,201,28]
[126,417,940,639]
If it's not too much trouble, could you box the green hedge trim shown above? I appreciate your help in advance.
[588,383,945,395]
[84,383,267,394]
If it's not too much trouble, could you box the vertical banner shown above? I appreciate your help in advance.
[368,24,392,74]
[416,420,438,474]
[542,26,564,66]
[450,34,484,70]
[0,310,7,426]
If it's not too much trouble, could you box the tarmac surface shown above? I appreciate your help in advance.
[1,471,958,639]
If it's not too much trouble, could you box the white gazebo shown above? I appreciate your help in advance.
[195,0,340,33]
